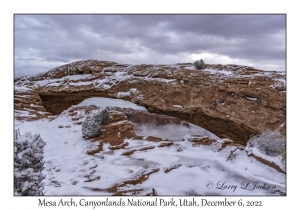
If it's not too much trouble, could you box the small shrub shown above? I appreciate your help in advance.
[247,129,285,157]
[194,59,205,69]
[14,130,46,196]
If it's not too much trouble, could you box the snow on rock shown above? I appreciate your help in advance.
[184,66,196,70]
[203,68,234,76]
[172,105,183,108]
[68,81,93,86]
[14,86,33,92]
[247,97,258,101]
[117,92,129,97]
[82,107,111,138]
[117,88,138,98]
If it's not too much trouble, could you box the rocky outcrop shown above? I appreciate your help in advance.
[14,87,52,121]
[14,60,286,144]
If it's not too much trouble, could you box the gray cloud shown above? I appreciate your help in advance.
[14,14,286,77]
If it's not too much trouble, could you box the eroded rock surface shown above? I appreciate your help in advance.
[14,60,286,144]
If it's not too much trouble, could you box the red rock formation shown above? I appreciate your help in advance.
[14,60,286,144]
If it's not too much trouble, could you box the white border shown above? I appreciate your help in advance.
[3,0,297,209]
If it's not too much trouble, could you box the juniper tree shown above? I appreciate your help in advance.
[14,130,46,196]
[194,59,205,69]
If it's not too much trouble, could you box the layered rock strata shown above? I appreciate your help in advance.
[14,60,286,144]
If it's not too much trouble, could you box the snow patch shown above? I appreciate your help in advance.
[14,86,33,92]
[117,88,138,98]
[203,68,234,76]
[184,66,196,70]
[172,105,183,108]
[247,97,258,101]
[68,81,93,86]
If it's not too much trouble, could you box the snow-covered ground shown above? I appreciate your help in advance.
[14,104,286,196]
[134,123,219,141]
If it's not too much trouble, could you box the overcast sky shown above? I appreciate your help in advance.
[14,14,286,77]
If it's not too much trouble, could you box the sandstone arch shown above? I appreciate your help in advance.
[14,60,286,144]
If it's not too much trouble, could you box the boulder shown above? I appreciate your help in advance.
[82,107,111,138]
